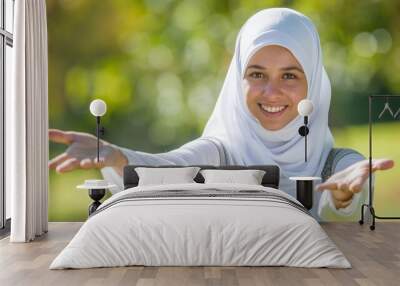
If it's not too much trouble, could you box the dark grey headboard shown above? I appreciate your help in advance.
[123,165,280,189]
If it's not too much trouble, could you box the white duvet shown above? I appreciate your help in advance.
[50,183,351,269]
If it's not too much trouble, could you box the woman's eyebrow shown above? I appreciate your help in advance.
[247,64,265,70]
[246,65,304,73]
[281,66,304,73]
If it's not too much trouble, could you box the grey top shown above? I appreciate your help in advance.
[101,137,368,221]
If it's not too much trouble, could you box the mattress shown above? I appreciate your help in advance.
[50,183,351,269]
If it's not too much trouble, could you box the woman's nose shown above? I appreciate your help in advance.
[262,82,283,98]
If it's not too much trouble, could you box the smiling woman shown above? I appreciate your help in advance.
[48,7,393,222]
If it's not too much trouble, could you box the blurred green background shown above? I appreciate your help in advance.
[47,0,400,221]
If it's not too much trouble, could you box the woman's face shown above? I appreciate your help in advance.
[243,45,308,131]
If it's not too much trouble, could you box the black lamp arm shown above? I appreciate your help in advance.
[96,116,100,162]
[298,116,309,162]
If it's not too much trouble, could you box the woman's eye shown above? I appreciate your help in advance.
[283,73,296,80]
[249,72,264,79]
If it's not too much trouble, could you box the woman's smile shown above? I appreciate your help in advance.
[258,103,289,118]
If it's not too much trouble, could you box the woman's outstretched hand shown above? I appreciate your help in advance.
[48,129,128,176]
[315,159,394,209]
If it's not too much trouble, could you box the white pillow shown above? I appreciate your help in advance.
[200,169,266,185]
[135,167,200,186]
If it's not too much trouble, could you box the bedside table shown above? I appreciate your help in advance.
[77,180,116,215]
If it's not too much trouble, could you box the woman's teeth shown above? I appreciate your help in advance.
[260,104,287,113]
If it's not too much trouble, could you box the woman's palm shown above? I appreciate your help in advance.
[49,129,118,173]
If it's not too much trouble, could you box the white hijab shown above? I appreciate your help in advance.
[202,8,334,178]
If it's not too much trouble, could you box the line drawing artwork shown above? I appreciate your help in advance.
[378,97,394,119]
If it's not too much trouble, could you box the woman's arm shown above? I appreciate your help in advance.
[318,152,369,221]
[317,151,393,221]
[101,137,226,193]
[49,129,226,193]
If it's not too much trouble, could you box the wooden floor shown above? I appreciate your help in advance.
[0,222,399,286]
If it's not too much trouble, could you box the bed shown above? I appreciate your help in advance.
[49,165,351,269]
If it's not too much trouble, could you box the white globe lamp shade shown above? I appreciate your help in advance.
[90,99,107,117]
[297,99,314,116]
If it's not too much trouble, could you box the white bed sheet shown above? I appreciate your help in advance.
[50,183,351,269]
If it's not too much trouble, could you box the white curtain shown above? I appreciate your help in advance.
[7,0,48,242]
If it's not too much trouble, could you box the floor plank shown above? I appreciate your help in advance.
[0,222,399,286]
